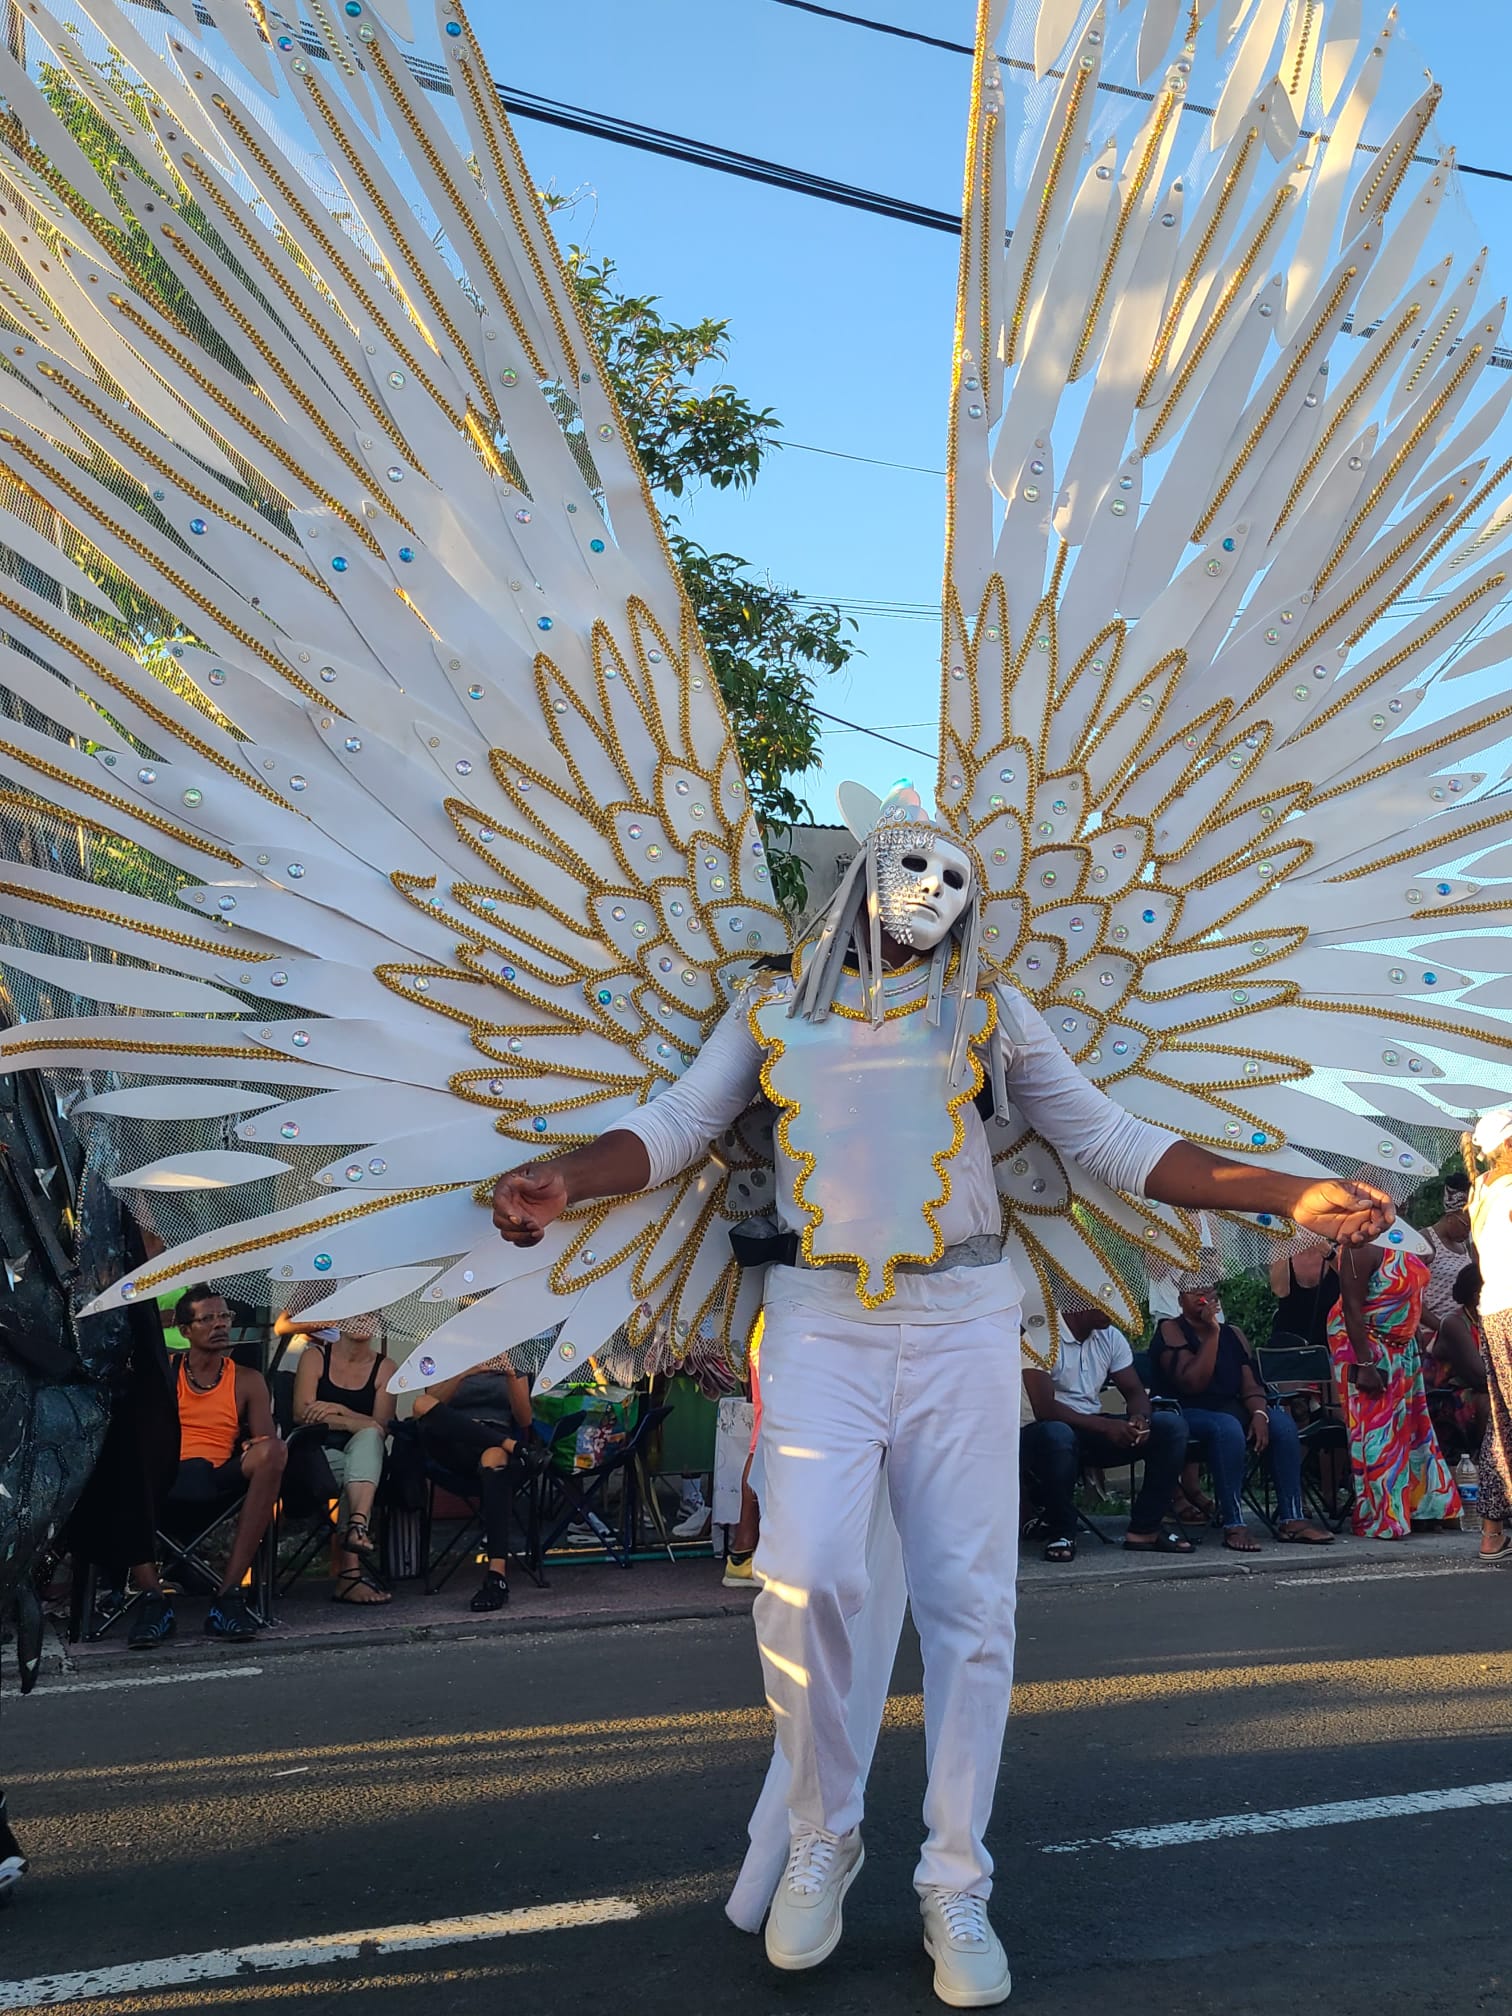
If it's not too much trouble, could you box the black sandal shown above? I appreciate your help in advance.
[1043,1536,1076,1563]
[1124,1526,1196,1554]
[331,1566,391,1604]
[341,1517,381,1569]
[469,1569,509,1613]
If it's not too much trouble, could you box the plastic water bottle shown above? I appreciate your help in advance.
[1455,1454,1479,1524]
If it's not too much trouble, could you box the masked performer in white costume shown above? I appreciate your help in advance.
[0,0,1508,2007]
[491,783,1392,2004]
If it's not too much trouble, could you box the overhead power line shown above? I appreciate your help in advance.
[813,706,935,758]
[785,439,945,476]
[122,8,1512,368]
[430,74,962,232]
[410,35,1512,372]
[768,1,974,56]
[768,0,1512,187]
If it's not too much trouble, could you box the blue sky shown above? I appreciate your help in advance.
[469,0,986,814]
[470,0,1512,822]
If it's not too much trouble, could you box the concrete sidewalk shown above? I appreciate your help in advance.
[45,1517,1500,1675]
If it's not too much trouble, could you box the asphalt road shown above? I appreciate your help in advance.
[4,1563,1512,2015]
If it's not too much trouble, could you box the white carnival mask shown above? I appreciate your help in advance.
[793,780,991,1083]
[872,822,974,950]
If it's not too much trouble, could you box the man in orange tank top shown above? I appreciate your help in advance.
[127,1284,287,1645]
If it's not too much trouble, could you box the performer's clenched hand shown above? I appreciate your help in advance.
[492,1162,568,1245]
[491,1131,654,1244]
[1291,1178,1394,1247]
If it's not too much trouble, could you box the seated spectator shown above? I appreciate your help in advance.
[1152,1281,1332,1552]
[1267,1234,1339,1352]
[1419,1179,1472,1330]
[1423,1262,1489,1465]
[66,1296,180,1650]
[292,1313,396,1604]
[411,1356,535,1612]
[1021,1308,1193,1562]
[125,1284,287,1644]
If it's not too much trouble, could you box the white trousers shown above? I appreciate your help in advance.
[731,1293,1022,1910]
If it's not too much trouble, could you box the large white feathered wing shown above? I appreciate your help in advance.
[944,0,1512,1344]
[0,1,780,1384]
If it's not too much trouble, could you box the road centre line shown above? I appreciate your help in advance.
[1043,1780,1512,1854]
[0,1899,641,2008]
[29,1666,263,1698]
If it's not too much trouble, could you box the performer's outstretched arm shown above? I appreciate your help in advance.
[997,986,1393,1247]
[493,1003,764,1244]
[1142,1138,1390,1246]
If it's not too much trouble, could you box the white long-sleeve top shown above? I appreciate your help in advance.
[613,966,1177,1323]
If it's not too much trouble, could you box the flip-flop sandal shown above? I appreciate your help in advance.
[1276,1525,1334,1545]
[1043,1537,1076,1563]
[1124,1527,1196,1554]
[1479,1536,1512,1559]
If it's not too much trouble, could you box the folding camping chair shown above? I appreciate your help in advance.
[538,1405,675,1567]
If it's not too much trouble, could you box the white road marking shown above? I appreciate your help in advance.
[1044,1780,1512,1854]
[1276,1566,1486,1588]
[29,1665,263,1698]
[0,1898,641,2008]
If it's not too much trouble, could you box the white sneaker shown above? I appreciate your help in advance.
[764,1826,863,1971]
[919,1889,1012,2008]
[672,1505,711,1539]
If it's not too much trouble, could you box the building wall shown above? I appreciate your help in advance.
[780,823,854,921]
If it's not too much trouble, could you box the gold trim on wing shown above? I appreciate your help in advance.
[127,1183,469,1295]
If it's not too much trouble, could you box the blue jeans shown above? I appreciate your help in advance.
[1181,1403,1303,1528]
[1021,1410,1189,1539]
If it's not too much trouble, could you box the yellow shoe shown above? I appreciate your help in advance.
[722,1553,761,1590]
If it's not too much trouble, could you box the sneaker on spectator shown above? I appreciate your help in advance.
[765,1826,863,1972]
[722,1552,761,1589]
[673,1505,712,1540]
[204,1591,260,1641]
[128,1591,175,1650]
[919,1889,1011,2008]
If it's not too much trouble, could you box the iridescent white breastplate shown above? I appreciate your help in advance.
[750,967,995,1308]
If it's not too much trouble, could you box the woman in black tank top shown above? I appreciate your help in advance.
[292,1315,396,1603]
[311,1343,381,1436]
[1267,1239,1340,1353]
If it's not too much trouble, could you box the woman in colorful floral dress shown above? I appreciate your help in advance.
[1468,1111,1512,1560]
[1326,1241,1461,1539]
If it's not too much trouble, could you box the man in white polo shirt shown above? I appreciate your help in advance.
[1021,1308,1192,1562]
